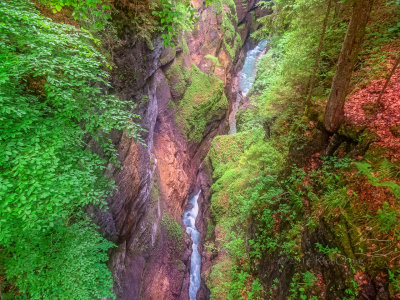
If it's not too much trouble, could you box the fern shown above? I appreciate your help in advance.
[377,158,400,178]
[355,161,400,198]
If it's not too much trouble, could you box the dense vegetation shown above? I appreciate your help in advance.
[0,1,144,298]
[204,0,400,298]
[2,1,147,300]
[0,0,200,297]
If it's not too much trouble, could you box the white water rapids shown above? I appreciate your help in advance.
[183,191,202,300]
[239,39,269,96]
[229,39,268,134]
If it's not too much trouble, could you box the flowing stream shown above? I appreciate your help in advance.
[239,39,269,96]
[229,39,268,134]
[183,190,202,300]
[184,39,269,299]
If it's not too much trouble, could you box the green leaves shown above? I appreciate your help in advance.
[39,0,112,30]
[388,22,400,34]
[152,0,197,47]
[0,1,142,298]
[4,217,115,299]
[355,161,400,198]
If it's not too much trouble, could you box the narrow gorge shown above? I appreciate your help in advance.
[98,1,269,299]
[2,0,400,299]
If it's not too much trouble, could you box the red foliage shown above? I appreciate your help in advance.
[345,50,400,161]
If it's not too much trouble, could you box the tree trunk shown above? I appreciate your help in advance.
[323,0,374,133]
[377,54,400,108]
[305,0,332,107]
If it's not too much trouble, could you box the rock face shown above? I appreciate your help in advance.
[94,1,266,299]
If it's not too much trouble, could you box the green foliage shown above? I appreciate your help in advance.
[228,269,250,299]
[212,0,241,60]
[206,0,400,297]
[152,0,197,47]
[377,202,398,233]
[315,243,341,260]
[356,4,400,82]
[343,280,359,300]
[205,54,222,67]
[388,269,400,293]
[0,1,142,298]
[387,0,400,34]
[206,127,285,299]
[39,0,111,30]
[252,0,348,121]
[207,259,233,298]
[236,102,264,132]
[289,271,318,300]
[3,216,114,299]
[248,279,263,300]
[204,1,358,295]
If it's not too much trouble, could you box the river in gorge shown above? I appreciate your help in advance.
[183,39,269,300]
[229,39,269,134]
[182,191,202,300]
[239,39,269,96]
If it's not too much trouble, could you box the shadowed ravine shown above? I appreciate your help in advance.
[186,39,270,300]
[103,1,269,298]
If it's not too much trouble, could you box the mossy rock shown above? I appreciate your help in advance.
[210,190,229,222]
[339,124,365,141]
[161,214,185,254]
[207,259,234,300]
[305,102,323,124]
[175,66,228,143]
[211,0,241,61]
[150,176,160,205]
[165,55,191,100]
[351,129,378,155]
[208,132,255,166]
[175,259,185,272]
[160,46,177,66]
